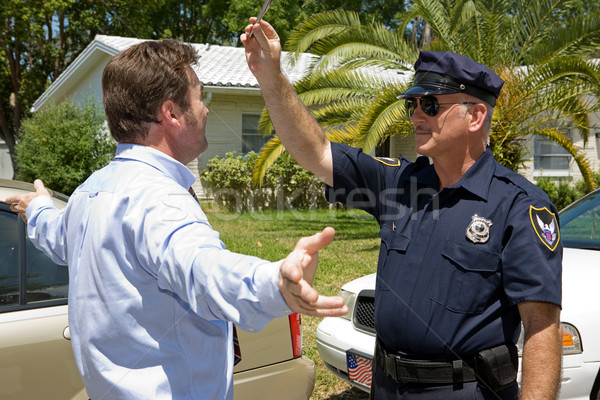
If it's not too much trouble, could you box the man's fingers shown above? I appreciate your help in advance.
[294,294,349,318]
[294,226,335,255]
[33,179,49,195]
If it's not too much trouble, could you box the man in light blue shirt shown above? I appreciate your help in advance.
[7,39,347,399]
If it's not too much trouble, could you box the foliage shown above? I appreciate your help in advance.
[201,151,328,212]
[536,171,600,210]
[253,1,600,193]
[0,0,408,174]
[15,101,116,195]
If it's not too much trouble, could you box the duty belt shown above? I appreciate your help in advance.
[375,343,477,385]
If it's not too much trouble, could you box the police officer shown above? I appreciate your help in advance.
[243,19,562,400]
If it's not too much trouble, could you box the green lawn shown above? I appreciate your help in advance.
[203,206,380,399]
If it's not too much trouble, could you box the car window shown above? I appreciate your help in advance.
[0,207,68,312]
[26,237,68,303]
[0,211,19,306]
[560,191,600,250]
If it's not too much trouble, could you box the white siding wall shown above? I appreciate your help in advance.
[192,92,265,197]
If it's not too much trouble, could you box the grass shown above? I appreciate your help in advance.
[203,205,379,399]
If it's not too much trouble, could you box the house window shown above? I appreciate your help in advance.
[242,114,271,154]
[533,129,572,171]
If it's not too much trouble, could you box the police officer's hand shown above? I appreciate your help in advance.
[279,227,348,317]
[5,179,50,223]
[241,18,282,83]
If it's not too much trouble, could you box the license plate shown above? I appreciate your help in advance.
[346,350,373,388]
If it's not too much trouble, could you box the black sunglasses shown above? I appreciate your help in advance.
[404,95,476,117]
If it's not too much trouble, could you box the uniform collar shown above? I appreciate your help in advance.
[448,147,495,201]
[114,143,196,190]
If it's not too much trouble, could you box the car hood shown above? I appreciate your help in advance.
[341,273,376,294]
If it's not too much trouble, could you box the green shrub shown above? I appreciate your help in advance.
[201,152,328,212]
[15,100,116,195]
[535,175,600,211]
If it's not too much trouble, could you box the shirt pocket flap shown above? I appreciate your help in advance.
[442,240,500,272]
[378,224,411,252]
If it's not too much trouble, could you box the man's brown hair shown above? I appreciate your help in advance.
[102,39,200,143]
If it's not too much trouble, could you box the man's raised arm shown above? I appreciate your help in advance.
[241,18,333,187]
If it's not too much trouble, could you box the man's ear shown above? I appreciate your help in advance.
[160,100,181,128]
[467,103,487,133]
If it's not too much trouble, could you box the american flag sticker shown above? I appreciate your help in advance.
[346,351,372,388]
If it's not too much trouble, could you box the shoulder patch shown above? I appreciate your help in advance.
[371,156,401,167]
[529,206,560,251]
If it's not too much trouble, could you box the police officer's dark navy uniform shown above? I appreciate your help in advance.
[326,52,562,399]
[243,22,563,399]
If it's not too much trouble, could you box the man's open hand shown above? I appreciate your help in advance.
[279,227,348,317]
[5,179,50,223]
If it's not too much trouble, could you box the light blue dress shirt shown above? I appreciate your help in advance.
[26,144,291,399]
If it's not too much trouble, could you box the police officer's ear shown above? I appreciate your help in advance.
[466,102,488,134]
[160,100,182,129]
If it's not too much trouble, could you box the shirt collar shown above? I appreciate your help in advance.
[450,147,496,201]
[114,143,196,189]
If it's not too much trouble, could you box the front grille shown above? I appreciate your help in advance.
[353,289,375,334]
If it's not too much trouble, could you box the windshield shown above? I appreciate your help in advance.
[559,190,600,250]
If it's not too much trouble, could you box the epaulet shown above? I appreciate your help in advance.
[370,156,402,167]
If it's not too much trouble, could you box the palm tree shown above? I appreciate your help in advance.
[253,0,600,191]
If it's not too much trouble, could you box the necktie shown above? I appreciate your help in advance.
[189,186,242,366]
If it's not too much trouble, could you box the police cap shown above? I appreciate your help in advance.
[398,51,504,106]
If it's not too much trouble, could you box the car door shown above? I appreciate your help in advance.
[0,204,87,400]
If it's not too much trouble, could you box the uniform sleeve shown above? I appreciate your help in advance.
[25,195,68,265]
[501,193,562,307]
[127,185,291,333]
[327,142,402,217]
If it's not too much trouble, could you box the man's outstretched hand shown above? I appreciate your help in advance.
[279,227,348,318]
[5,179,50,223]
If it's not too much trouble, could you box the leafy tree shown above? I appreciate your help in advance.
[15,100,116,195]
[224,0,408,46]
[253,1,600,193]
[1,0,408,177]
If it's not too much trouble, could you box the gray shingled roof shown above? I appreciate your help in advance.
[95,34,315,88]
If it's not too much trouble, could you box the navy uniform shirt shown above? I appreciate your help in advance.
[327,142,562,357]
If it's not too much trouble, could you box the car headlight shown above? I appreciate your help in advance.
[516,322,582,356]
[338,289,357,321]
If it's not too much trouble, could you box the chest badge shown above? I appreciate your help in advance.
[466,214,493,244]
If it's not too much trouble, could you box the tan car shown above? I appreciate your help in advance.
[0,179,315,400]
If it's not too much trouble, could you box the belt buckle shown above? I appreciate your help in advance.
[384,351,397,380]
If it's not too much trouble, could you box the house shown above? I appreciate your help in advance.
[0,140,12,179]
[31,34,600,195]
[30,35,316,196]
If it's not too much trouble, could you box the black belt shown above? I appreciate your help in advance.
[375,343,477,385]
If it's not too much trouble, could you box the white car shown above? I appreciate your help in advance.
[317,189,600,399]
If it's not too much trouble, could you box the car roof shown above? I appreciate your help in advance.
[0,179,69,209]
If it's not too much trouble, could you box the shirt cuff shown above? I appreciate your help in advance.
[254,260,293,317]
[26,195,56,221]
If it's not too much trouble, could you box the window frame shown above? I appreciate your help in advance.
[241,113,272,155]
[533,128,573,175]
